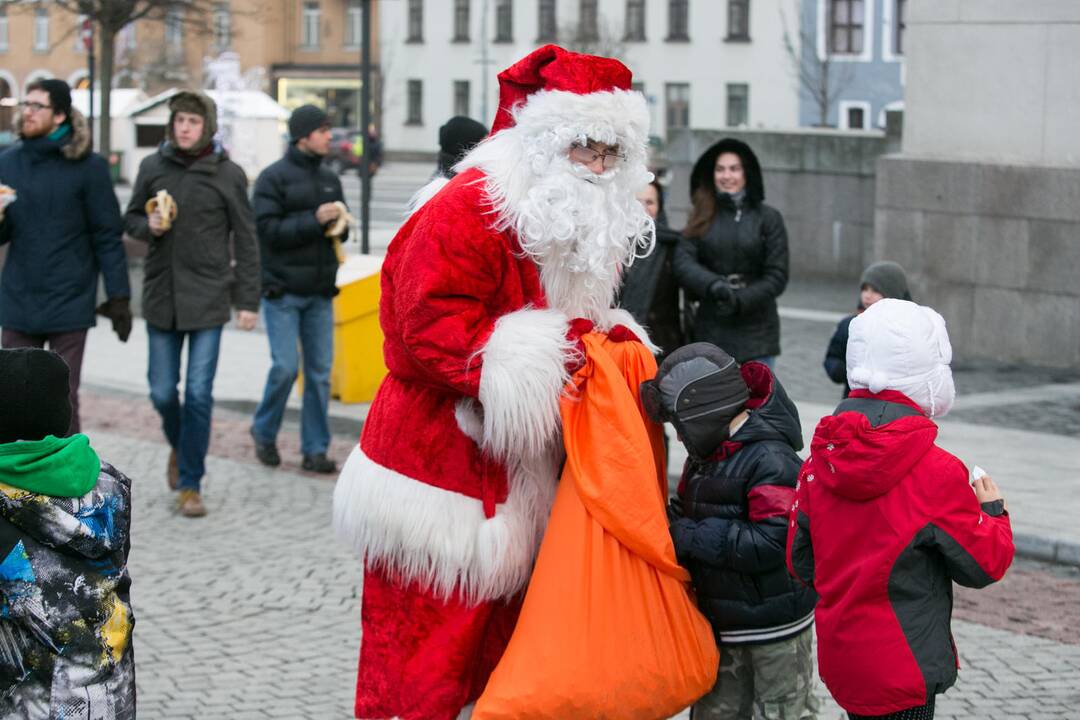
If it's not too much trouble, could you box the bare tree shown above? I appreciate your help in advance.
[27,0,222,159]
[558,13,626,58]
[780,2,854,127]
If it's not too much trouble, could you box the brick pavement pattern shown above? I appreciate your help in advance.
[81,395,1080,720]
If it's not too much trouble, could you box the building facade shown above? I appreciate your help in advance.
[379,0,800,154]
[0,0,373,145]
[797,0,905,129]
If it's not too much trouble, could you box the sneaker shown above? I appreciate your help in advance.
[177,489,207,518]
[250,428,281,467]
[301,453,337,474]
[167,449,179,491]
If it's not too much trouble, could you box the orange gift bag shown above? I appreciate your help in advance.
[473,332,719,719]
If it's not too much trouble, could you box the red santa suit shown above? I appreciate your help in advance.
[333,45,655,720]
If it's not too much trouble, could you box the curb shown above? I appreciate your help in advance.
[1013,532,1080,568]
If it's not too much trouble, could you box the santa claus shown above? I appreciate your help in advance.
[333,45,656,720]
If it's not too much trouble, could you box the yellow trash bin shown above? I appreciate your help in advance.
[331,254,388,403]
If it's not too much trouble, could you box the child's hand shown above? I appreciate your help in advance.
[973,474,1007,512]
[666,496,684,522]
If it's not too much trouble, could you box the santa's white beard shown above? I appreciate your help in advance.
[460,133,655,323]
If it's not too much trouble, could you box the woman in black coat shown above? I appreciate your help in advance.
[673,139,789,365]
[618,179,684,358]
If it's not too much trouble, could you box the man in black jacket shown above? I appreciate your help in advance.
[641,343,819,719]
[0,79,131,435]
[125,91,260,518]
[250,105,346,474]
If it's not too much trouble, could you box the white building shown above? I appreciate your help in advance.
[380,0,800,153]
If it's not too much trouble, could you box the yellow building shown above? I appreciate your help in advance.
[0,1,378,143]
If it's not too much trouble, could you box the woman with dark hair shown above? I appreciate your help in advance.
[618,179,684,357]
[673,138,789,365]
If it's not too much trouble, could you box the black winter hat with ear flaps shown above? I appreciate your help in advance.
[640,342,748,459]
[0,348,72,444]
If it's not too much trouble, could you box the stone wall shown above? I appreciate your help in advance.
[875,156,1080,368]
[664,127,894,281]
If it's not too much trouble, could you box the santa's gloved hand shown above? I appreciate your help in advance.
[608,324,642,344]
[565,317,594,374]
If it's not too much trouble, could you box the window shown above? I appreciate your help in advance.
[0,7,8,53]
[407,0,423,42]
[631,81,645,94]
[166,8,183,48]
[625,0,645,41]
[726,83,748,126]
[839,100,870,129]
[301,2,320,49]
[406,79,423,125]
[453,0,469,41]
[829,0,864,54]
[727,0,749,40]
[895,0,906,55]
[847,106,865,129]
[667,0,688,41]
[213,3,231,50]
[665,83,689,129]
[33,7,49,51]
[579,0,598,41]
[454,80,470,117]
[136,124,167,148]
[345,1,362,48]
[495,0,512,42]
[537,0,557,41]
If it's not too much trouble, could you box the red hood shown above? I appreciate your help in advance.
[809,397,938,501]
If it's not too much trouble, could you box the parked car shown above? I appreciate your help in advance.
[326,127,382,176]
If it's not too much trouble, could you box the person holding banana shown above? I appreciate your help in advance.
[124,90,261,518]
[249,104,348,475]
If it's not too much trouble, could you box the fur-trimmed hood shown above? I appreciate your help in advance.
[14,107,92,161]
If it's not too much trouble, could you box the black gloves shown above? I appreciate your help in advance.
[669,516,731,567]
[708,278,738,315]
[96,297,133,343]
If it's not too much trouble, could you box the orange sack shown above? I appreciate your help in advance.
[473,332,719,720]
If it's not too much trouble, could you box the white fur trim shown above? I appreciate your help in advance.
[333,445,559,604]
[454,398,484,444]
[478,307,574,460]
[601,307,661,355]
[406,176,450,216]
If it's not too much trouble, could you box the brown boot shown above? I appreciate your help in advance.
[167,450,179,491]
[177,489,207,518]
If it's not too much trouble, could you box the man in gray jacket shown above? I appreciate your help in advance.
[124,91,260,518]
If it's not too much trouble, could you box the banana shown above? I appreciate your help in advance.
[324,200,355,239]
[145,189,178,231]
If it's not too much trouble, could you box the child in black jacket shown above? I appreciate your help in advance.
[641,342,818,719]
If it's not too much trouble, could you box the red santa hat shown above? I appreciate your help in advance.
[489,44,648,148]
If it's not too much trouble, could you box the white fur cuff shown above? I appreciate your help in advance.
[479,307,574,460]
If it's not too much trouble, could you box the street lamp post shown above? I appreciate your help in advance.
[359,0,372,254]
[83,18,95,149]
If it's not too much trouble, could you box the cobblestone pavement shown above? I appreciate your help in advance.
[82,390,1080,720]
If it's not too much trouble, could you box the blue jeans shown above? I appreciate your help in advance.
[147,324,223,492]
[251,294,334,456]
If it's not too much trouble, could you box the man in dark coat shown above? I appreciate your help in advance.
[124,90,260,518]
[0,79,132,435]
[250,104,347,474]
[674,138,789,365]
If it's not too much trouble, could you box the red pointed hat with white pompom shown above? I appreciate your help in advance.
[489,44,646,144]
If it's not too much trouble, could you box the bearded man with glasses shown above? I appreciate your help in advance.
[0,79,131,434]
[333,45,658,720]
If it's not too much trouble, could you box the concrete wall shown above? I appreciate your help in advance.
[875,157,1080,369]
[665,127,893,281]
[903,1,1080,166]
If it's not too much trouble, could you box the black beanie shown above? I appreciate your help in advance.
[640,342,748,459]
[289,104,330,143]
[34,79,73,121]
[437,116,488,177]
[0,348,72,443]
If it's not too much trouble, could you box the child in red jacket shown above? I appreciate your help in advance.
[787,299,1014,720]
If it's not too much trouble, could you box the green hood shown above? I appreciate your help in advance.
[0,434,100,497]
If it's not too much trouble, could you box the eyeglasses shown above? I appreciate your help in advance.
[569,144,626,170]
[18,101,53,114]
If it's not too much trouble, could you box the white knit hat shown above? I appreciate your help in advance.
[846,299,956,418]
